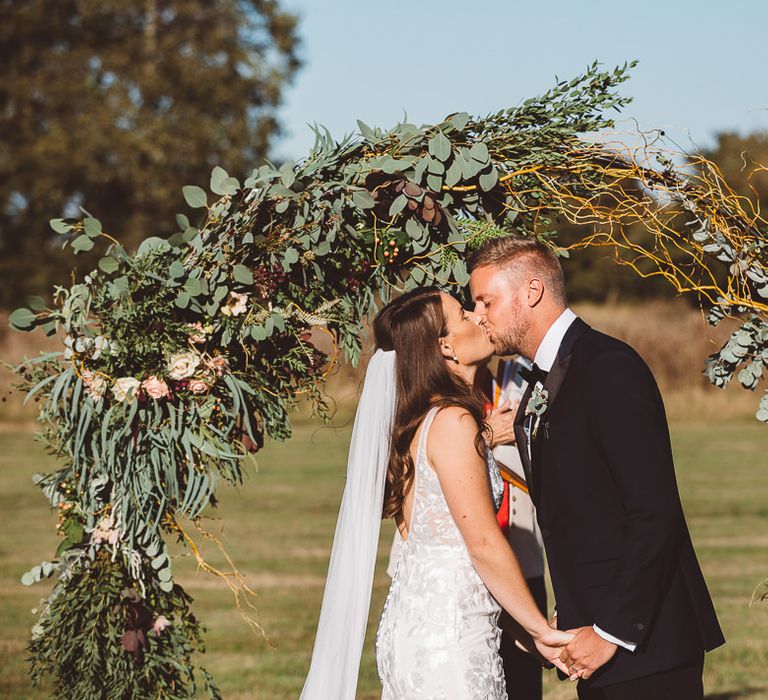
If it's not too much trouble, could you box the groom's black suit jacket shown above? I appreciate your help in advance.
[514,318,724,688]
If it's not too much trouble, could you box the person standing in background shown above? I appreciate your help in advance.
[477,356,548,700]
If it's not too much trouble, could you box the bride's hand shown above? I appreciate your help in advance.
[531,628,581,679]
[536,626,572,648]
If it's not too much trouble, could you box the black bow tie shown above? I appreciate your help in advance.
[519,362,548,386]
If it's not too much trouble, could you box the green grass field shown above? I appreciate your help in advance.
[1,418,767,699]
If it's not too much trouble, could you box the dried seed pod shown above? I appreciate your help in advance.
[403,182,422,197]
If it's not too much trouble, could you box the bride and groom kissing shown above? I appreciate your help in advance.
[301,235,724,700]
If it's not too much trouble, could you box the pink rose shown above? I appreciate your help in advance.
[188,378,210,394]
[142,375,170,400]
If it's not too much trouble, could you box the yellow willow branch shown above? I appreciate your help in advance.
[166,514,272,645]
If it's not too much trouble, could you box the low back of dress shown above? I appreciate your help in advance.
[376,406,508,700]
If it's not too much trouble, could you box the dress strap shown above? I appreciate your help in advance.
[404,406,440,541]
[416,406,440,467]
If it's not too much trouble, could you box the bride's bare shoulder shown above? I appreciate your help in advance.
[430,405,476,430]
[427,405,481,464]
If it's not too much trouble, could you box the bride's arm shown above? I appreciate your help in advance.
[428,407,570,650]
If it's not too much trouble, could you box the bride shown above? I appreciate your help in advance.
[301,286,573,699]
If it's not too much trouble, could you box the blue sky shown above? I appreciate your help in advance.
[274,0,768,160]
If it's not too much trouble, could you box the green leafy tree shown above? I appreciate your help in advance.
[0,0,301,307]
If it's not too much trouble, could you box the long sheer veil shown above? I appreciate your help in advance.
[300,348,397,699]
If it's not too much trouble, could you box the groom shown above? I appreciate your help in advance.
[467,236,724,699]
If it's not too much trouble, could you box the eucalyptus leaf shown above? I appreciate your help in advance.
[479,167,499,192]
[9,307,37,331]
[98,256,119,274]
[357,119,375,140]
[389,194,408,218]
[184,277,204,297]
[27,296,47,311]
[210,166,231,195]
[447,112,470,131]
[71,236,94,253]
[469,142,490,164]
[182,185,208,209]
[428,131,452,162]
[83,218,102,238]
[280,161,296,188]
[445,159,463,188]
[50,218,72,234]
[169,260,186,279]
[233,264,254,285]
[352,190,375,209]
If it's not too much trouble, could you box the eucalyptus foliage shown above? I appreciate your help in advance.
[9,62,767,698]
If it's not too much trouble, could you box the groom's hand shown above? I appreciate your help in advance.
[560,627,617,680]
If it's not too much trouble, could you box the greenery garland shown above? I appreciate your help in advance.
[8,62,767,697]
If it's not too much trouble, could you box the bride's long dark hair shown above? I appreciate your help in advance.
[374,286,488,520]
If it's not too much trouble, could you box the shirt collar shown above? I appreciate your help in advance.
[533,308,578,372]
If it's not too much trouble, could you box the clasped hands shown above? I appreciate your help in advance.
[522,617,618,681]
[558,625,618,680]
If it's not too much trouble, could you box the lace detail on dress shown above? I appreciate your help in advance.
[376,407,507,699]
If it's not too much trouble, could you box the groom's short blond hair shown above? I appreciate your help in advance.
[467,235,567,306]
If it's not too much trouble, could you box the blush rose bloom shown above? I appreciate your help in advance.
[142,375,170,400]
[166,351,201,380]
[221,291,249,317]
[188,378,210,394]
[112,377,141,403]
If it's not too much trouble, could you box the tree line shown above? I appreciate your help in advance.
[1,1,765,308]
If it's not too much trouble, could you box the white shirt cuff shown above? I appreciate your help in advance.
[593,625,637,652]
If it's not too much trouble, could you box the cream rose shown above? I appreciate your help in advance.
[142,375,170,400]
[112,377,141,403]
[166,351,201,380]
[81,370,107,402]
[221,291,249,317]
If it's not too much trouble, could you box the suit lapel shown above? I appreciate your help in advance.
[514,318,591,503]
[540,317,590,417]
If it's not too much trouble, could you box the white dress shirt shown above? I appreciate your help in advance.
[530,308,636,652]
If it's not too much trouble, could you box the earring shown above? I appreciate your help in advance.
[452,354,459,364]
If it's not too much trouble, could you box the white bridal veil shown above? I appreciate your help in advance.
[300,348,397,699]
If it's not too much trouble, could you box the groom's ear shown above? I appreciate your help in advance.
[526,277,545,307]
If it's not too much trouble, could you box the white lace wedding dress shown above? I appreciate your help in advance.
[376,406,508,699]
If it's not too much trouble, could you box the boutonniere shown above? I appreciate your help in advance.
[525,385,549,437]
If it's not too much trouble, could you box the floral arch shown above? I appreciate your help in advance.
[10,63,767,698]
